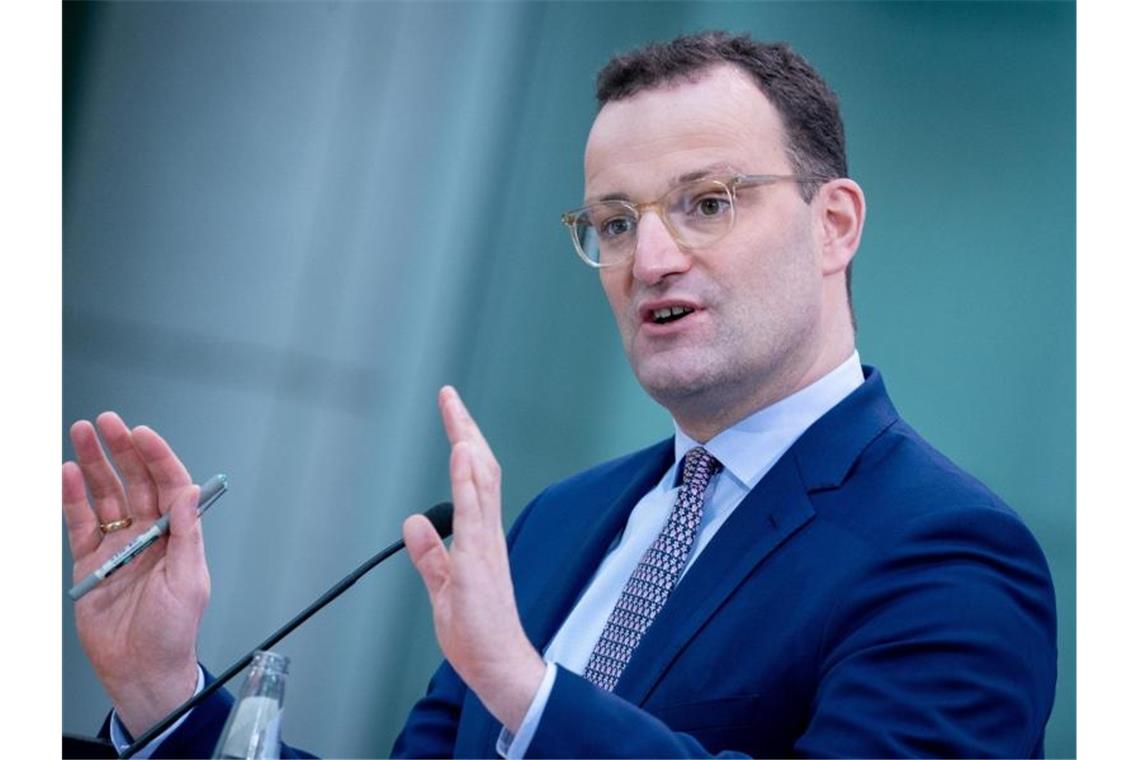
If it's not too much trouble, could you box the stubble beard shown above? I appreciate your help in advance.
[629,306,819,435]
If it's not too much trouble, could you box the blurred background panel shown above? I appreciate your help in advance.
[63,2,1074,756]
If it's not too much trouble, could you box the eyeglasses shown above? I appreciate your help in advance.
[560,173,831,268]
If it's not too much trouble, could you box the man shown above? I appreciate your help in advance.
[64,32,1056,757]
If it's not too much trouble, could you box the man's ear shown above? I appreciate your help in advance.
[815,178,866,276]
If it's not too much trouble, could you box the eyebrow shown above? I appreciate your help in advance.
[585,162,741,205]
[674,162,738,184]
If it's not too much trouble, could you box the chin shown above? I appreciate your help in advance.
[634,362,723,407]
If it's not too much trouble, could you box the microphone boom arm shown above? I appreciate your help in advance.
[122,502,454,758]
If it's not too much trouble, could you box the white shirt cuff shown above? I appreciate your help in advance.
[108,665,206,758]
[495,661,558,759]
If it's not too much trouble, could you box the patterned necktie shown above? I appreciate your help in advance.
[581,446,722,692]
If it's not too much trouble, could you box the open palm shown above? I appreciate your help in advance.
[63,413,209,737]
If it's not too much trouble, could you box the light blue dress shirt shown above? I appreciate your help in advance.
[497,351,864,757]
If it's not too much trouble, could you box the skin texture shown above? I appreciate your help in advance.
[63,63,866,741]
[588,64,864,442]
[62,414,207,737]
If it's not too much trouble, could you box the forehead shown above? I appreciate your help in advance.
[584,64,790,199]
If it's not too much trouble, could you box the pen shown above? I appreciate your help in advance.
[68,474,228,601]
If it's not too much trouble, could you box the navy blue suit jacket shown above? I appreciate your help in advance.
[128,367,1057,757]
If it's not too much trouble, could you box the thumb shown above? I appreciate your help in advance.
[403,514,451,600]
[166,485,208,595]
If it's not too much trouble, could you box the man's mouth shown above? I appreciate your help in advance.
[650,306,695,324]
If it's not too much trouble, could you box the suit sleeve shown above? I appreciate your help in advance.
[795,506,1057,758]
[524,505,1056,758]
[389,660,469,758]
[527,667,752,758]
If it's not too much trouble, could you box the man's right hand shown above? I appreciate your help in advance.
[62,412,210,739]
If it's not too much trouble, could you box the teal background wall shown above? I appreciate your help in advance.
[63,2,1075,756]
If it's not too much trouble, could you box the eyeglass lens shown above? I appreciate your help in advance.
[573,179,736,265]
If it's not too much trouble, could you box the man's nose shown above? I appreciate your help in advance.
[631,212,691,285]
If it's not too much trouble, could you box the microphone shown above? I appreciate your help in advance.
[121,502,454,758]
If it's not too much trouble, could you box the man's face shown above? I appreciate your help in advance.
[585,65,827,424]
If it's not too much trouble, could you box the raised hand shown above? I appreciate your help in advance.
[402,387,545,733]
[62,412,209,737]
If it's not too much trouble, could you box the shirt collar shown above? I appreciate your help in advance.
[670,351,865,491]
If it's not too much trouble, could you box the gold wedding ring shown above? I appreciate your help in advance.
[98,516,133,535]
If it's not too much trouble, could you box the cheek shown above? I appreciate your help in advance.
[721,237,796,291]
[719,229,819,322]
[754,210,818,279]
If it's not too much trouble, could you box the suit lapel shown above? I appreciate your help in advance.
[609,366,900,705]
[467,368,902,756]
[612,451,816,705]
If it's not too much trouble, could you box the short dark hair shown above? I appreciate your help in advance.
[595,31,856,327]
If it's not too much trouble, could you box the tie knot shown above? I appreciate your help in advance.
[681,446,721,489]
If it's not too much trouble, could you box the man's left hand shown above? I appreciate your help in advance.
[403,386,546,733]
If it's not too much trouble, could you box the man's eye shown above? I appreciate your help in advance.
[694,195,731,217]
[599,216,635,239]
